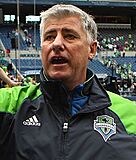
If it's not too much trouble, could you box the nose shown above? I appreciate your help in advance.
[52,33,64,52]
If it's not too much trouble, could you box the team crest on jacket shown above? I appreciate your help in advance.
[94,115,116,142]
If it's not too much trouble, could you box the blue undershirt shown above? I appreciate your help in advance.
[69,84,89,116]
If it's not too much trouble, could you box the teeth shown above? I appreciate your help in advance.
[51,57,67,64]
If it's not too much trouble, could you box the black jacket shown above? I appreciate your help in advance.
[0,69,136,160]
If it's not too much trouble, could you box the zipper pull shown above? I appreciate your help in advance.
[63,122,69,133]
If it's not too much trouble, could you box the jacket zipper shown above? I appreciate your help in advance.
[63,122,69,133]
[60,122,69,159]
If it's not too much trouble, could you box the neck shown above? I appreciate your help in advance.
[42,69,87,91]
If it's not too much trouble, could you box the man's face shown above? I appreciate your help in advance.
[41,16,96,90]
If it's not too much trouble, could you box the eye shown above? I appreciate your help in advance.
[44,35,55,41]
[64,34,76,40]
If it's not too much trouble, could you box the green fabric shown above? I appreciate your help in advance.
[108,91,136,134]
[0,66,7,72]
[0,83,41,114]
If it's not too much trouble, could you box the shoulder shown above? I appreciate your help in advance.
[107,91,136,134]
[108,91,136,107]
[0,84,41,114]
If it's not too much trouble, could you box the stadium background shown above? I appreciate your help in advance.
[0,0,136,100]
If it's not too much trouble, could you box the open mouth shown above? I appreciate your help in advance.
[51,57,68,64]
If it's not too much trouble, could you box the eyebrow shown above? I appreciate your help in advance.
[44,29,56,35]
[44,28,79,35]
[62,28,79,36]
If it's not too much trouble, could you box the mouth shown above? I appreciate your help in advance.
[50,57,68,64]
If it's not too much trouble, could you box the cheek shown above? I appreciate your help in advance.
[41,49,45,62]
[41,49,48,68]
[42,42,51,52]
[73,46,89,61]
[41,44,50,61]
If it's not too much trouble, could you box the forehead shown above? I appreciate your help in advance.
[44,16,84,33]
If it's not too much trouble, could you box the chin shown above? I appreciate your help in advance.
[51,76,66,81]
[50,73,68,81]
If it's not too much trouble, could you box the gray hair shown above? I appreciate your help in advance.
[40,4,97,44]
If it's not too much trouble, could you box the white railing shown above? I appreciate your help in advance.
[97,23,131,29]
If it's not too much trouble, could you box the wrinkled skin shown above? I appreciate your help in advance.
[41,15,97,90]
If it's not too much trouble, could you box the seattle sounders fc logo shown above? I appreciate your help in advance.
[94,115,116,142]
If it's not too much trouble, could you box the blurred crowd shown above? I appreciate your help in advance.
[0,57,36,88]
[102,56,136,96]
[97,32,136,57]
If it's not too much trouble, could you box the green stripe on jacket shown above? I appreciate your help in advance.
[108,91,136,134]
[0,84,41,114]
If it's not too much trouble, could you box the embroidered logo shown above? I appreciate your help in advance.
[94,115,116,142]
[23,115,41,127]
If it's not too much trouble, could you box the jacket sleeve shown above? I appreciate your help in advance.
[108,91,136,135]
[0,84,41,114]
[0,84,41,157]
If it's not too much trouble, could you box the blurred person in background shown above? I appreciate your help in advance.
[0,67,21,87]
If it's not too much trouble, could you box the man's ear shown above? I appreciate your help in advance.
[88,41,97,60]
